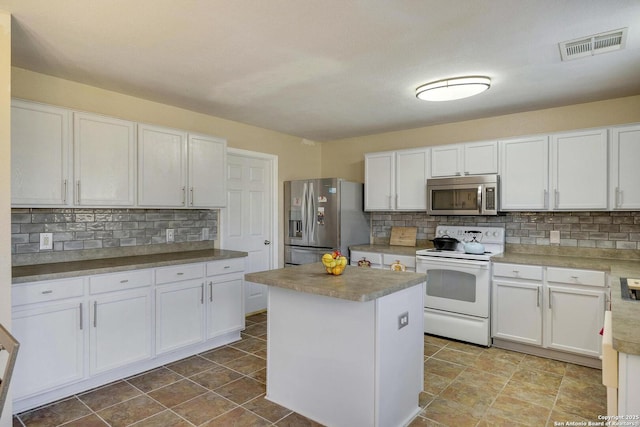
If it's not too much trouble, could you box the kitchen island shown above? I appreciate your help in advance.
[245,263,426,427]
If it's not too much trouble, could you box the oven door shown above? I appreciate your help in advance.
[417,257,490,317]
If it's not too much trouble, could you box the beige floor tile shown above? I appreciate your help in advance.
[229,336,267,353]
[129,410,192,427]
[454,367,509,394]
[203,406,272,426]
[58,413,108,427]
[408,414,448,426]
[246,312,268,324]
[486,395,551,426]
[214,376,266,405]
[190,364,243,390]
[483,346,527,364]
[424,358,466,380]
[433,347,481,367]
[555,378,607,420]
[546,408,593,427]
[520,354,567,376]
[78,381,142,412]
[564,363,603,385]
[423,372,455,396]
[172,391,237,425]
[126,367,183,393]
[201,346,247,364]
[165,355,216,376]
[471,352,519,378]
[439,381,496,418]
[423,335,451,347]
[445,340,486,356]
[243,394,293,423]
[510,366,564,389]
[243,322,267,338]
[222,353,267,374]
[424,343,442,357]
[274,411,326,426]
[96,395,164,427]
[20,397,92,427]
[247,367,267,384]
[147,378,208,408]
[499,378,559,409]
[423,396,483,427]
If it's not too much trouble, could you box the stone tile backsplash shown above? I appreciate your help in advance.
[371,211,640,250]
[11,208,218,255]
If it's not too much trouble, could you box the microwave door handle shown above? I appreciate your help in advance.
[477,185,483,214]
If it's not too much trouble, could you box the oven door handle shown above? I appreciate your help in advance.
[417,257,489,269]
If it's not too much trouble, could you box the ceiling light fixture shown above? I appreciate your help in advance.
[416,76,491,101]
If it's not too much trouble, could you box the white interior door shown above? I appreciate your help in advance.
[222,149,277,315]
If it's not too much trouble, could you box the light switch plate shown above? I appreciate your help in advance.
[40,233,53,250]
[166,229,174,243]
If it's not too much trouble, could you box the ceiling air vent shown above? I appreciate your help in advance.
[559,28,627,61]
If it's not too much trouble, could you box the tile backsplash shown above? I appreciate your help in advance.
[11,208,218,255]
[371,211,640,250]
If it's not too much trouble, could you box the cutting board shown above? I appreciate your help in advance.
[389,227,417,247]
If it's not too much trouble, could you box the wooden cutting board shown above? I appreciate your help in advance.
[389,226,417,247]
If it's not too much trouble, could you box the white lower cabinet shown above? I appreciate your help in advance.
[155,278,206,354]
[492,263,607,360]
[90,288,152,374]
[12,299,85,399]
[11,258,246,413]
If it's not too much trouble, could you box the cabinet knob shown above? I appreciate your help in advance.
[264,240,271,245]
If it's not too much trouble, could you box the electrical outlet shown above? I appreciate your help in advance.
[202,228,209,240]
[398,312,409,330]
[550,230,560,244]
[40,233,53,250]
[166,229,174,243]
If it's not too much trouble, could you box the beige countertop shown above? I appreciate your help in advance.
[492,245,640,356]
[12,248,248,284]
[245,262,426,302]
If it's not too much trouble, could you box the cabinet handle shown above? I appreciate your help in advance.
[63,179,68,204]
[182,187,186,206]
[93,301,97,327]
[77,181,81,204]
[548,289,552,309]
[41,290,53,294]
[79,303,83,330]
[120,279,129,283]
[176,272,184,276]
[455,172,462,176]
[201,283,205,304]
[616,188,623,208]
[554,189,559,208]
[388,195,393,209]
[536,287,540,307]
[190,187,194,206]
[224,265,230,269]
[209,281,213,302]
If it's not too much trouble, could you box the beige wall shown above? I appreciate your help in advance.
[1,11,11,427]
[321,95,640,182]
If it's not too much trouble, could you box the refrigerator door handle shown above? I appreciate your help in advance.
[301,182,308,242]
[308,182,316,243]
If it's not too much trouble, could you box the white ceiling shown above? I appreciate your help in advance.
[2,0,640,141]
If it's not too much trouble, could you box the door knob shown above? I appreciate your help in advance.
[264,240,271,245]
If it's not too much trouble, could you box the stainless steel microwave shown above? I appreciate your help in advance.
[427,175,499,215]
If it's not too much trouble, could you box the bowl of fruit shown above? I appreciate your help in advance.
[322,250,348,275]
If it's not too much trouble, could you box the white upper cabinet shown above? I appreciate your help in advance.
[138,124,227,208]
[499,136,549,210]
[550,129,608,210]
[74,113,136,206]
[11,100,72,206]
[431,141,498,177]
[610,124,640,210]
[188,133,227,207]
[364,151,395,210]
[364,148,429,211]
[137,124,188,207]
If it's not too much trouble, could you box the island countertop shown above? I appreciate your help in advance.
[245,262,426,302]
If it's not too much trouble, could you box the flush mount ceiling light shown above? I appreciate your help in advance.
[416,76,491,101]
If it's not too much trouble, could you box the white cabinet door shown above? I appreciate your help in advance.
[551,129,608,210]
[74,113,136,206]
[499,136,549,210]
[395,148,429,210]
[188,133,227,207]
[545,285,605,357]
[492,280,542,345]
[364,151,395,210]
[11,100,71,206]
[464,140,498,175]
[207,275,244,339]
[611,124,640,210]
[138,124,188,207]
[89,289,152,374]
[431,144,462,177]
[155,279,205,354]
[11,300,84,399]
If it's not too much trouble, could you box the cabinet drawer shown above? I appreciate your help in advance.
[90,269,153,294]
[493,263,543,280]
[155,263,204,284]
[350,251,383,267]
[382,254,416,268]
[206,258,245,276]
[546,267,606,287]
[12,277,85,306]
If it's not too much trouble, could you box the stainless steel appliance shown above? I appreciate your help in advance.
[284,178,370,266]
[427,174,499,216]
[416,225,505,346]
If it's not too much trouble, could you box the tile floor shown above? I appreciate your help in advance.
[13,312,606,427]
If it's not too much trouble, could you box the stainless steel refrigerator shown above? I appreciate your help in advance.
[284,178,370,266]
